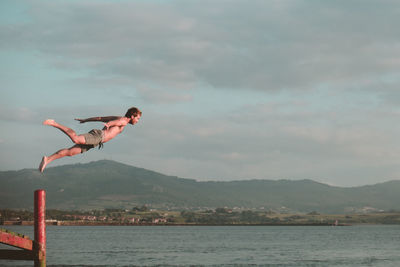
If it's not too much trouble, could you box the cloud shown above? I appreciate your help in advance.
[0,106,39,123]
[136,85,193,104]
[102,102,400,186]
[2,0,400,186]
[2,0,400,94]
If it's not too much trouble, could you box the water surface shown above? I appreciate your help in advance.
[1,225,399,266]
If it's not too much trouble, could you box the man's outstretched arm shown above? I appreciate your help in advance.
[75,116,121,124]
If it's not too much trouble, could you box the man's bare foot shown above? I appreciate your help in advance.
[39,156,49,173]
[43,119,55,126]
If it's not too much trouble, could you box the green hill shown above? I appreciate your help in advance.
[1,160,400,213]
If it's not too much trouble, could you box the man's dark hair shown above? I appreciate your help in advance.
[125,107,142,118]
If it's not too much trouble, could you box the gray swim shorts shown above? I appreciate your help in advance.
[79,129,104,153]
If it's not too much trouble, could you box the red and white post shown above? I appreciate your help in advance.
[34,189,46,267]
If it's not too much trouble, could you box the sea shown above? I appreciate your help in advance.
[1,225,400,266]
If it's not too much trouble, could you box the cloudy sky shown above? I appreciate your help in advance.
[2,0,400,186]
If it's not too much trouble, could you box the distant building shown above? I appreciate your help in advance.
[129,217,139,223]
[153,218,168,223]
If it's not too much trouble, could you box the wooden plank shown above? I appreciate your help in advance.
[0,249,35,260]
[0,229,33,251]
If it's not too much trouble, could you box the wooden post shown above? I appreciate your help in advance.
[1,190,47,265]
[34,189,46,267]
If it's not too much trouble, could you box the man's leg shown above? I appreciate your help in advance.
[43,119,86,144]
[39,145,84,173]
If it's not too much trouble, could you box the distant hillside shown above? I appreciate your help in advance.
[1,160,400,213]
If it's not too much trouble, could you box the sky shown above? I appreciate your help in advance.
[2,0,400,187]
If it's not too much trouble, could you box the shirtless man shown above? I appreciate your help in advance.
[39,107,142,173]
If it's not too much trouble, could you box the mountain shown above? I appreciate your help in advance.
[1,160,400,213]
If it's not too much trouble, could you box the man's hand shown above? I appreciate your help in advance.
[75,118,86,124]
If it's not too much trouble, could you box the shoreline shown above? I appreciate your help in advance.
[2,221,351,226]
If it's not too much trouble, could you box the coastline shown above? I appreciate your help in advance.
[2,220,351,226]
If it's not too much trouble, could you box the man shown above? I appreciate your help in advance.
[39,107,142,173]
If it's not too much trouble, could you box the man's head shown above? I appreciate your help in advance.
[125,107,142,125]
